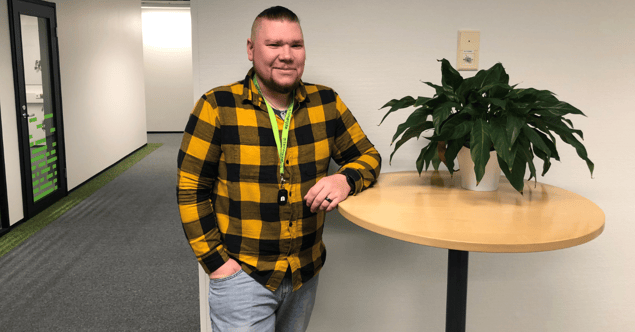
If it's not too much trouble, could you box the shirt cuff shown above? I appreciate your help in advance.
[338,168,362,196]
[200,245,231,274]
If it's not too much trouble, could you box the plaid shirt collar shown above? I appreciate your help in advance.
[242,67,309,110]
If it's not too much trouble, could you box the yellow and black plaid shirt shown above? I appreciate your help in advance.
[177,69,381,291]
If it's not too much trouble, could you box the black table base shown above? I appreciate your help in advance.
[446,250,469,332]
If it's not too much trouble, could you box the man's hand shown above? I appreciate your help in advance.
[304,174,351,213]
[209,258,241,279]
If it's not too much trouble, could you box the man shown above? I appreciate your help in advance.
[177,6,381,332]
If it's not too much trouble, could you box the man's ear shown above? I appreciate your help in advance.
[247,38,254,61]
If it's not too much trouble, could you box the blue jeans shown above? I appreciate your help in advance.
[208,269,319,332]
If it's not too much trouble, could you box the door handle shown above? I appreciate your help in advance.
[22,113,35,118]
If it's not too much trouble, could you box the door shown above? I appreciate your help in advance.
[8,0,67,218]
[0,102,9,234]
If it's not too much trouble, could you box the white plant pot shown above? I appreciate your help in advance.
[457,146,502,191]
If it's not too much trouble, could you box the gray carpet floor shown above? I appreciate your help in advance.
[1,133,455,332]
[0,133,199,331]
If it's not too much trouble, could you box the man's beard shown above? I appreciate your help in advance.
[260,75,300,94]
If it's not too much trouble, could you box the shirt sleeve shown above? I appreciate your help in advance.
[176,95,229,274]
[332,93,382,195]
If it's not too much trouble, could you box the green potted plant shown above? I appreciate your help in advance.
[379,59,594,194]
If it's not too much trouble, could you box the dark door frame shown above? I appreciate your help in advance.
[7,0,67,219]
[0,102,10,233]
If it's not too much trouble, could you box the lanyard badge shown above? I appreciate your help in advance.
[254,76,294,206]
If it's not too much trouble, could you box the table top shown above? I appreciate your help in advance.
[337,171,605,253]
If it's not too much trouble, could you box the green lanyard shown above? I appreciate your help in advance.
[253,76,294,185]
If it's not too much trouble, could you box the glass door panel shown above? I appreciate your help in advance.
[20,14,60,203]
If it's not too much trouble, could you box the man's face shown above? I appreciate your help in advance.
[247,19,305,94]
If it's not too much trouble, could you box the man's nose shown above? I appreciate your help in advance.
[278,45,293,61]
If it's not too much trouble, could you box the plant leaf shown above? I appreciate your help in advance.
[469,118,493,184]
[416,143,436,174]
[532,101,586,117]
[431,146,441,170]
[439,58,464,90]
[456,76,475,101]
[498,154,526,194]
[414,96,432,107]
[416,146,427,175]
[555,131,595,177]
[423,140,439,171]
[532,145,552,176]
[424,81,461,103]
[436,112,473,141]
[518,136,537,183]
[432,102,459,133]
[389,121,435,164]
[462,104,485,117]
[423,81,446,96]
[521,125,551,158]
[490,117,511,169]
[506,113,525,147]
[444,138,465,175]
[480,97,507,110]
[390,107,433,144]
[472,63,507,90]
[527,117,560,161]
[544,117,584,140]
[378,96,416,125]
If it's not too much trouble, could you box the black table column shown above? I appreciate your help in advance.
[446,250,469,332]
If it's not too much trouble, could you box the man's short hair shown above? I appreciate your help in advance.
[251,6,300,41]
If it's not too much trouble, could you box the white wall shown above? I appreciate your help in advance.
[0,0,147,224]
[0,0,24,223]
[192,0,635,331]
[142,6,192,132]
[55,0,147,189]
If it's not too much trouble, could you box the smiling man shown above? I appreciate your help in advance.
[177,6,381,332]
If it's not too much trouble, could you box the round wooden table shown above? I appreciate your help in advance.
[337,171,605,332]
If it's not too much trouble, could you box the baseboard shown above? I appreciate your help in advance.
[68,143,149,194]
